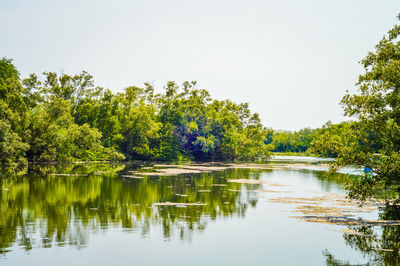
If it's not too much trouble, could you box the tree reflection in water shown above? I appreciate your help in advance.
[324,224,400,265]
[0,163,262,254]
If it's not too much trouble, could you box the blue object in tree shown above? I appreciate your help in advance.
[364,166,372,172]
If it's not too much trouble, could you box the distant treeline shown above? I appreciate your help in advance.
[0,58,269,166]
[265,121,357,157]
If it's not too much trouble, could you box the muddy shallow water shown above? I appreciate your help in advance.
[0,157,398,265]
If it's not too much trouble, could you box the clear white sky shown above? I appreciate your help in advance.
[1,0,399,130]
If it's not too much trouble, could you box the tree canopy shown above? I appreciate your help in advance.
[0,59,270,166]
[314,14,400,204]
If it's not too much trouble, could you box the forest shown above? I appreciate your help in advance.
[0,59,269,166]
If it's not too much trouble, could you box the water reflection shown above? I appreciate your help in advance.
[324,225,400,265]
[0,163,263,254]
[3,160,400,265]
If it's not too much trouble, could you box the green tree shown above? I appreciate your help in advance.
[0,58,29,166]
[321,14,400,203]
[22,72,124,162]
[310,121,357,158]
[118,86,161,159]
[266,127,317,153]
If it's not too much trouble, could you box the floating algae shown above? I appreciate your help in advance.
[269,197,321,205]
[154,202,207,206]
[294,205,357,216]
[134,163,231,176]
[227,179,268,184]
[269,192,383,226]
[258,190,293,193]
[268,183,288,187]
[132,168,203,176]
[121,175,144,179]
[49,173,86,176]
[341,228,368,236]
[292,216,400,226]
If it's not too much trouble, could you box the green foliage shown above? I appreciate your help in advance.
[18,70,124,163]
[313,14,400,203]
[0,58,29,167]
[309,121,358,158]
[266,127,317,153]
[0,59,270,165]
[151,81,270,161]
[0,118,29,167]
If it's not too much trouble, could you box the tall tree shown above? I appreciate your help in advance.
[324,14,400,203]
[0,58,29,166]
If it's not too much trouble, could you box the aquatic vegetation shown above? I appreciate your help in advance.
[268,192,387,226]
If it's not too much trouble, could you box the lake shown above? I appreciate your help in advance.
[0,157,398,265]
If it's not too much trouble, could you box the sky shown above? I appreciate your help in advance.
[1,0,399,130]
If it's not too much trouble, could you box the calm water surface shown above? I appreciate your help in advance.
[0,157,398,265]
